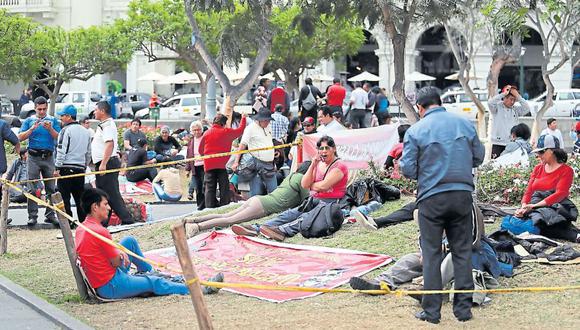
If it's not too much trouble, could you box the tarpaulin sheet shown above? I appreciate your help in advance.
[145,231,392,302]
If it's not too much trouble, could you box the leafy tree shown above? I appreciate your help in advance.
[184,0,275,119]
[0,10,42,83]
[0,12,135,116]
[31,23,136,115]
[267,5,365,96]
[300,1,460,123]
[125,0,230,119]
[442,0,527,143]
[509,0,580,139]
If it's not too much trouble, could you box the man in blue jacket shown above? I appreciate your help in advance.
[400,87,485,324]
[18,97,61,226]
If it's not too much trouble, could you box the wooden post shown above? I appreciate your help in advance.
[0,184,9,255]
[50,192,89,301]
[171,223,213,330]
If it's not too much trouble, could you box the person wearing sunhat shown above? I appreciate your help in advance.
[232,107,278,196]
[55,104,92,222]
[514,134,580,242]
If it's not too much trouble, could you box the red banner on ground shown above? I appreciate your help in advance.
[145,231,392,302]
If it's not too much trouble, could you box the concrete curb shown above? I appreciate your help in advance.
[0,274,92,330]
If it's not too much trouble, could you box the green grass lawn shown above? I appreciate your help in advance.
[1,196,579,329]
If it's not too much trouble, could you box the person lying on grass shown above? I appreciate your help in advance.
[75,187,223,299]
[235,135,348,241]
[185,161,311,236]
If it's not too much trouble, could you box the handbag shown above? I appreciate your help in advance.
[236,153,257,180]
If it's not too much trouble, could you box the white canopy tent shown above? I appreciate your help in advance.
[158,71,205,84]
[445,72,483,81]
[406,71,436,82]
[137,72,168,82]
[348,71,381,82]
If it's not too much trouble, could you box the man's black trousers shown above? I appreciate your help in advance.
[204,168,230,208]
[95,157,133,224]
[57,167,87,222]
[417,190,473,320]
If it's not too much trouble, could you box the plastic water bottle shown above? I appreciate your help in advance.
[350,201,382,217]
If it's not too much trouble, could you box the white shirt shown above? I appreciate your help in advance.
[540,128,565,148]
[91,118,119,163]
[240,122,275,162]
[318,119,346,134]
[350,87,368,110]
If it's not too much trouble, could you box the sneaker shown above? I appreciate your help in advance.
[231,224,259,237]
[27,218,37,226]
[259,225,286,242]
[187,194,194,201]
[414,311,440,324]
[349,276,380,291]
[352,209,378,231]
[202,272,224,295]
[456,312,473,322]
[7,218,12,225]
[44,217,59,227]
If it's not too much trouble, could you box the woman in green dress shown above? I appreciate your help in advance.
[186,162,311,234]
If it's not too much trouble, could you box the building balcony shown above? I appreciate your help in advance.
[0,0,55,18]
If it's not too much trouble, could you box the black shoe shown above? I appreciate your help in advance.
[349,276,381,291]
[415,311,440,324]
[7,218,12,225]
[121,217,135,225]
[44,218,60,227]
[456,312,473,322]
[27,218,37,226]
[202,272,224,295]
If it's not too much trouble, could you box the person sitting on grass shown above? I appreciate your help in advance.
[152,165,183,202]
[384,124,410,171]
[185,161,311,236]
[514,135,580,243]
[153,126,184,163]
[235,136,348,241]
[125,139,157,183]
[75,188,223,299]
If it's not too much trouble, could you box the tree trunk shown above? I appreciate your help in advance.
[199,77,207,120]
[391,34,418,123]
[283,69,299,100]
[531,72,555,142]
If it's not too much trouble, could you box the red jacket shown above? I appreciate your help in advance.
[522,163,573,206]
[326,83,346,106]
[199,117,246,171]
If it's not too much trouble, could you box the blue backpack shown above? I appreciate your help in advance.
[500,215,540,235]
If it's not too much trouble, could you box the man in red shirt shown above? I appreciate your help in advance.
[75,188,222,299]
[267,84,291,113]
[326,78,346,114]
[199,113,247,208]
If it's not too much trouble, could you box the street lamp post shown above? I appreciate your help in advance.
[519,47,527,95]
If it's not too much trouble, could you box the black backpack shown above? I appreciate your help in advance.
[299,200,344,238]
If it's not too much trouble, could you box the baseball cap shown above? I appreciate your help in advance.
[57,104,77,117]
[575,121,580,133]
[532,134,560,153]
[302,117,315,126]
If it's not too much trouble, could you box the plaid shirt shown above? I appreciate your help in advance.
[271,112,289,142]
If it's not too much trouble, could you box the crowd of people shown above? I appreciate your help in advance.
[1,80,579,321]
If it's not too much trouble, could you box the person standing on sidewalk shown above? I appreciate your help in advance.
[400,86,485,324]
[54,105,92,222]
[18,96,60,226]
[91,101,134,225]
[199,113,247,208]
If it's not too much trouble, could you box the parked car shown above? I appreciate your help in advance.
[54,91,103,117]
[441,89,489,119]
[0,95,14,115]
[135,93,202,120]
[118,92,151,115]
[529,89,580,117]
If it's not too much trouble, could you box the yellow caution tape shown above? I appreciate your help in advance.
[15,140,301,185]
[2,174,580,298]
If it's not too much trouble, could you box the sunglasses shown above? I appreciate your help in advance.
[318,146,332,151]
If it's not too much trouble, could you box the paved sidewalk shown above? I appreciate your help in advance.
[0,274,91,330]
